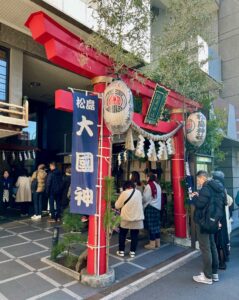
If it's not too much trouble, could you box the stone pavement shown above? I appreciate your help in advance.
[0,216,191,300]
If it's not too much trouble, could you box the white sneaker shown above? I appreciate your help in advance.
[193,273,213,285]
[36,215,42,219]
[212,274,219,282]
[31,215,37,220]
[129,251,135,258]
[116,251,125,257]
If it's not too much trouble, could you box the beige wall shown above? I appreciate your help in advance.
[9,48,23,105]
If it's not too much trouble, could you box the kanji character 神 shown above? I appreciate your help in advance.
[74,187,93,207]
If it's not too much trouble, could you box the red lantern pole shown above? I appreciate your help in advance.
[87,76,112,275]
[170,109,187,238]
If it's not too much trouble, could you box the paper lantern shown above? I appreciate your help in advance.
[186,112,207,147]
[103,80,133,134]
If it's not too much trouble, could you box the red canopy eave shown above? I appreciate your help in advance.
[25,11,201,111]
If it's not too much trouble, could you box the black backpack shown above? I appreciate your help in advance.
[198,187,226,234]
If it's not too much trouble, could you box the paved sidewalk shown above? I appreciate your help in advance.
[0,217,190,300]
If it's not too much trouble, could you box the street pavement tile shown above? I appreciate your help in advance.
[20,251,50,270]
[109,254,122,266]
[113,262,142,281]
[0,229,13,238]
[21,230,52,241]
[133,245,185,268]
[0,260,30,281]
[35,237,52,249]
[0,252,11,262]
[8,225,39,234]
[0,235,27,248]
[6,242,45,258]
[0,221,24,229]
[40,290,75,299]
[40,268,76,285]
[0,273,55,300]
[67,282,100,298]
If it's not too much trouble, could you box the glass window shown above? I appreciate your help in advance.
[0,47,9,101]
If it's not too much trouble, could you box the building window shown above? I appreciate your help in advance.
[0,47,9,101]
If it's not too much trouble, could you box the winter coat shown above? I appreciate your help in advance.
[61,174,71,209]
[193,179,226,225]
[46,168,62,196]
[15,176,32,203]
[31,169,47,193]
[115,188,144,229]
[143,182,162,210]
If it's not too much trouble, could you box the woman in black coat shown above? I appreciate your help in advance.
[212,171,230,270]
[61,167,71,211]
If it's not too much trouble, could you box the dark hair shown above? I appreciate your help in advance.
[147,172,156,182]
[196,170,209,178]
[123,181,135,190]
[50,161,56,167]
[130,171,141,186]
[19,169,28,177]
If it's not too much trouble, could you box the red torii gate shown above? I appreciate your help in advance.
[25,11,201,277]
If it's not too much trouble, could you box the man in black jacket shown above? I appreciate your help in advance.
[46,162,62,222]
[192,170,224,285]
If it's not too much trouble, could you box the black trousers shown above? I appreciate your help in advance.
[119,227,139,252]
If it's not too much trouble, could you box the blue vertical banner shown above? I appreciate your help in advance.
[70,92,99,215]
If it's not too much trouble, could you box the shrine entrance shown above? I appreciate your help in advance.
[25,11,201,281]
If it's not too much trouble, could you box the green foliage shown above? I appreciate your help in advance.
[51,209,87,264]
[145,0,225,156]
[104,176,121,235]
[146,0,220,102]
[88,0,150,74]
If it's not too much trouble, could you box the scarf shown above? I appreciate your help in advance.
[148,180,157,198]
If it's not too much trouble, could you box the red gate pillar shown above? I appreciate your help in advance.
[87,76,112,275]
[170,109,187,238]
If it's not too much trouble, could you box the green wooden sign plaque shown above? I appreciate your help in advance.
[144,84,169,125]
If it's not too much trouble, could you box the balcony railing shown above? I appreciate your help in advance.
[0,101,28,128]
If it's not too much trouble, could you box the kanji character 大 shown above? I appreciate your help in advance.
[76,115,94,137]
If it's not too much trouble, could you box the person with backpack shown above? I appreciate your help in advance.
[212,171,230,270]
[46,162,62,223]
[31,164,47,220]
[192,170,226,285]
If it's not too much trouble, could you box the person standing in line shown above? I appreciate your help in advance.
[143,173,162,249]
[1,170,13,210]
[192,170,225,284]
[31,164,47,220]
[115,181,144,258]
[46,162,62,223]
[130,171,143,194]
[212,171,230,270]
[15,169,32,217]
[61,166,71,211]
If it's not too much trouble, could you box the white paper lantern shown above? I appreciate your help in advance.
[103,80,133,134]
[186,112,207,147]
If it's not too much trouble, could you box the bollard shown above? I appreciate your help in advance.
[52,226,60,248]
